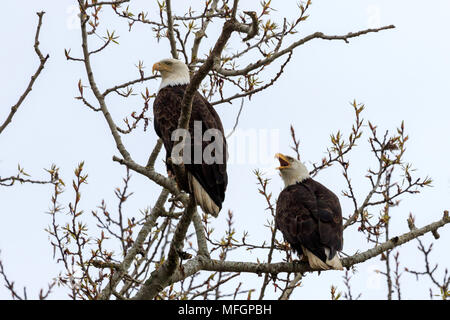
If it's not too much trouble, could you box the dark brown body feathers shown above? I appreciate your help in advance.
[275,178,343,263]
[153,84,228,210]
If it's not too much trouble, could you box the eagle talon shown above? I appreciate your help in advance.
[168,194,185,209]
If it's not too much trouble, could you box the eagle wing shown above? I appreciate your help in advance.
[275,179,343,263]
[153,85,228,208]
[153,86,182,166]
[312,179,343,260]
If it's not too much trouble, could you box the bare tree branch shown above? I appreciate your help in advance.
[85,0,130,8]
[211,50,293,106]
[225,98,244,138]
[78,9,132,161]
[199,213,449,275]
[190,0,220,63]
[103,75,159,97]
[279,273,302,300]
[215,25,395,77]
[143,212,450,298]
[165,0,179,59]
[0,12,49,135]
[133,198,197,300]
[99,188,169,299]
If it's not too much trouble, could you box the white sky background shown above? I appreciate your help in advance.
[1,0,449,300]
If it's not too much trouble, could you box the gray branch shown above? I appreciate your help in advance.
[215,25,395,77]
[79,12,131,161]
[133,212,449,298]
[165,0,179,59]
[0,12,49,135]
[99,188,169,299]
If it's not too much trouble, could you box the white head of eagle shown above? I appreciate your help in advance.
[152,58,190,91]
[275,153,310,187]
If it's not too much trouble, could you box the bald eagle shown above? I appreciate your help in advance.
[275,153,343,270]
[152,58,228,217]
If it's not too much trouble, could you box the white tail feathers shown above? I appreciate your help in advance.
[188,173,220,217]
[302,246,343,270]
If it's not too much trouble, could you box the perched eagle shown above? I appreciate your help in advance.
[275,153,343,270]
[152,58,228,217]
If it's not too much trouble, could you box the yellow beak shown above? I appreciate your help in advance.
[152,62,170,74]
[152,62,160,74]
[275,153,291,170]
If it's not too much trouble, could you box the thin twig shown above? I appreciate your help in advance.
[0,12,49,135]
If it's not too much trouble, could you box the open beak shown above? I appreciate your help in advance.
[275,153,291,170]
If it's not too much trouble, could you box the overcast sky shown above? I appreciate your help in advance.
[1,0,449,300]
